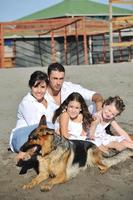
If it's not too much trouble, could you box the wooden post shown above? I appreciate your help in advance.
[82,17,88,65]
[109,0,113,64]
[102,34,106,63]
[0,23,4,68]
[91,36,94,64]
[89,36,93,65]
[13,39,16,67]
[118,30,123,62]
[51,31,56,63]
[75,21,79,65]
[64,26,68,65]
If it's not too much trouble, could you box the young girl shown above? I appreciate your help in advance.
[52,92,93,140]
[9,71,55,157]
[89,96,133,153]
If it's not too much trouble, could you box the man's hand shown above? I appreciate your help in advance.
[92,93,103,112]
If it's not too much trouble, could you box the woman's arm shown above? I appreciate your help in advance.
[111,120,133,142]
[59,112,70,138]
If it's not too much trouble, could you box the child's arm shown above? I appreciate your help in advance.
[81,129,87,136]
[111,120,133,142]
[59,111,70,138]
[89,117,99,140]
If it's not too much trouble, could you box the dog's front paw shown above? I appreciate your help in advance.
[40,184,53,192]
[22,183,34,189]
[100,168,108,174]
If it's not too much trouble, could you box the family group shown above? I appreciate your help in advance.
[9,62,133,160]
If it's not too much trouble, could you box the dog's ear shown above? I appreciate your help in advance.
[38,115,47,127]
[34,115,47,136]
[45,128,55,135]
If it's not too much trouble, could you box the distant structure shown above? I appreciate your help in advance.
[0,0,133,68]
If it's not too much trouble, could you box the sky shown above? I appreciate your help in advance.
[0,0,133,22]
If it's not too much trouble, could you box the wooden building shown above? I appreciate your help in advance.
[0,0,133,68]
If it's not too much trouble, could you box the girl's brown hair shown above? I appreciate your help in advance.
[52,92,93,131]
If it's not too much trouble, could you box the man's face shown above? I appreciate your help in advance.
[48,70,65,92]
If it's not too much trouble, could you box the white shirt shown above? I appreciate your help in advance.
[88,119,125,147]
[9,92,55,150]
[9,92,56,152]
[45,81,96,113]
[68,119,86,140]
[54,118,86,140]
[15,92,55,129]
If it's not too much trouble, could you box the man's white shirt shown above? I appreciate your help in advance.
[45,81,96,114]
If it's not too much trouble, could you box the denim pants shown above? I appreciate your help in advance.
[11,122,54,153]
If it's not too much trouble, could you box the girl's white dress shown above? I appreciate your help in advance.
[55,115,125,146]
[89,121,125,147]
[55,118,86,140]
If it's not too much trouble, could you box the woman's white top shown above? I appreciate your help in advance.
[15,92,55,128]
[9,92,55,150]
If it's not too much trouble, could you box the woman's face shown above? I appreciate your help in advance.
[102,103,119,121]
[67,100,81,119]
[31,80,47,102]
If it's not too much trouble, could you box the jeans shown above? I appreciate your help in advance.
[10,122,54,153]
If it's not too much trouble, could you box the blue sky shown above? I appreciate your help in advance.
[0,0,132,22]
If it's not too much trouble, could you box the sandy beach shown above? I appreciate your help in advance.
[0,62,133,200]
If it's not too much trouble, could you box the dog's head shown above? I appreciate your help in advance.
[20,115,63,156]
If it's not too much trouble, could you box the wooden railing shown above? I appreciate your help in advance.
[109,0,133,63]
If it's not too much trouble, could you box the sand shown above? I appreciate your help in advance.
[0,62,133,200]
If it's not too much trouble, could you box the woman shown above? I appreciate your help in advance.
[9,71,55,155]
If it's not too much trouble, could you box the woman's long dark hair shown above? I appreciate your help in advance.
[52,92,93,131]
[29,71,49,88]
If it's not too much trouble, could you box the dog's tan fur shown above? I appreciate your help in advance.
[22,115,133,191]
[22,115,107,191]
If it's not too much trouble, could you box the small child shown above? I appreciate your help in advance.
[88,96,133,154]
[52,92,93,140]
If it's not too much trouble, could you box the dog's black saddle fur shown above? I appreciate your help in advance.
[70,140,94,167]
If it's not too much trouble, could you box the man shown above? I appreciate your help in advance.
[45,62,103,114]
[45,62,113,153]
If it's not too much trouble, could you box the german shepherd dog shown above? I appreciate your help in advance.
[20,115,108,191]
[21,115,133,191]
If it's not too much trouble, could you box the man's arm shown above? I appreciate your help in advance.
[92,93,103,112]
[63,82,103,112]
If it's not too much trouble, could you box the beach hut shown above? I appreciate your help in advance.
[0,0,133,67]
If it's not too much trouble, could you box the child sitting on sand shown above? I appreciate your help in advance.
[52,92,93,139]
[88,96,133,154]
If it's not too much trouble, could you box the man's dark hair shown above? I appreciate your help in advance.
[47,62,65,76]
